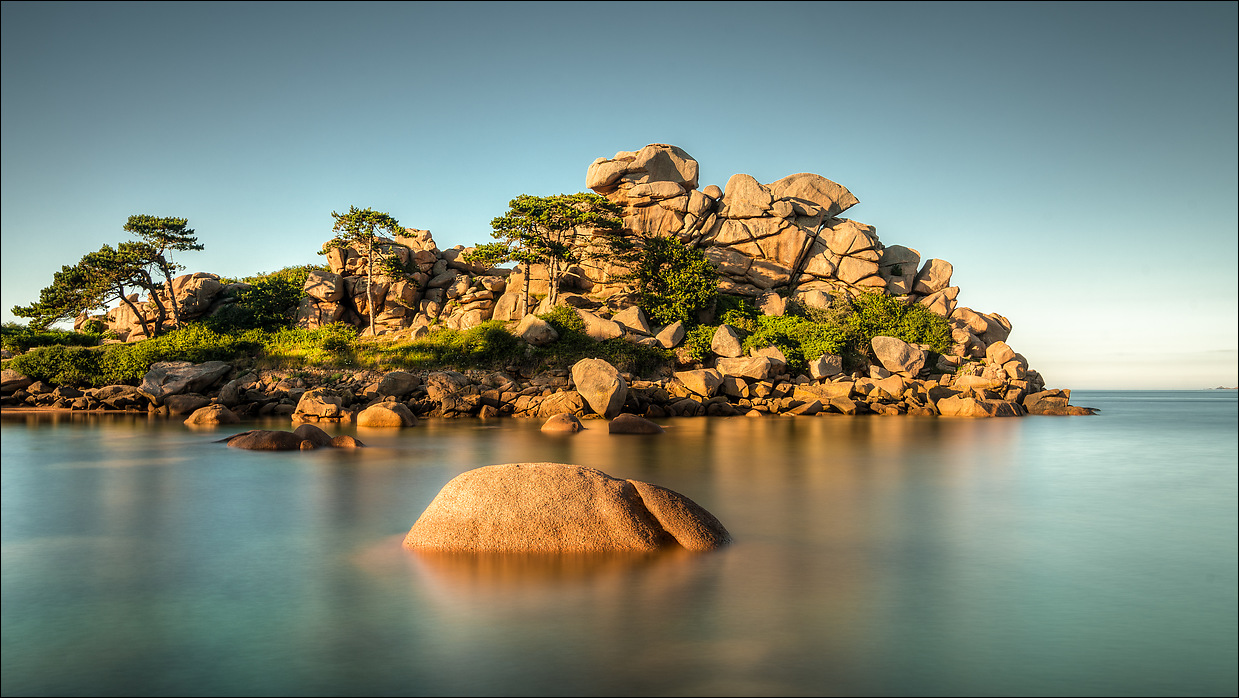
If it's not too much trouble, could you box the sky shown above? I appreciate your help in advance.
[2,1,1235,389]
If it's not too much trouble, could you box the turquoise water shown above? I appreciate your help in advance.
[2,391,1235,696]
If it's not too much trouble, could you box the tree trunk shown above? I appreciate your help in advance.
[115,287,153,341]
[138,271,169,337]
[522,262,531,318]
[548,256,557,309]
[159,257,182,327]
[365,243,376,335]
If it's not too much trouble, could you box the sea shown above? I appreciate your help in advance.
[1,390,1235,696]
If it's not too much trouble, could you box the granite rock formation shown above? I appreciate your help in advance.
[403,463,730,552]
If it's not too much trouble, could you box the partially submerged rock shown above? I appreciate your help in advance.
[356,402,417,427]
[224,430,307,450]
[403,463,730,553]
[609,413,664,434]
[223,427,365,450]
[184,404,240,426]
[541,413,584,433]
[571,358,628,418]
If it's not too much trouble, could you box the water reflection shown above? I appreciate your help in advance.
[2,394,1235,696]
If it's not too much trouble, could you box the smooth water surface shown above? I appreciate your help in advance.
[2,391,1236,696]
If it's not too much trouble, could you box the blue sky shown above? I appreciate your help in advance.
[2,1,1235,388]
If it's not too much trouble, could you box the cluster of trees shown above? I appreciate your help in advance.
[12,216,202,338]
[12,192,720,343]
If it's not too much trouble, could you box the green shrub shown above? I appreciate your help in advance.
[1,322,101,353]
[206,266,315,332]
[843,292,951,355]
[716,295,758,333]
[682,325,716,364]
[635,237,718,327]
[535,306,669,375]
[365,321,523,370]
[742,315,848,372]
[259,323,358,367]
[8,344,102,386]
[96,325,263,384]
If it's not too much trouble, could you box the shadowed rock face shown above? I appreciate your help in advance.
[403,463,730,553]
[541,413,585,433]
[608,413,665,434]
[224,427,365,450]
[225,430,307,450]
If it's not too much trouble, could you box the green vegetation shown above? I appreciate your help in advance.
[465,193,625,312]
[207,266,317,332]
[694,292,952,373]
[12,214,200,336]
[321,206,404,335]
[681,324,717,364]
[1,322,102,353]
[634,236,718,327]
[6,195,951,386]
[13,241,166,335]
[3,302,671,387]
[5,323,359,387]
[4,285,951,386]
[350,306,669,376]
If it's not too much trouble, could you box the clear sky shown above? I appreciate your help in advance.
[2,1,1235,389]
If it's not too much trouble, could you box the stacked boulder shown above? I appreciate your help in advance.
[85,272,243,342]
[583,144,1013,361]
[296,229,509,335]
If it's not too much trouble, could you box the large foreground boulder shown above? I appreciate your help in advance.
[403,463,730,553]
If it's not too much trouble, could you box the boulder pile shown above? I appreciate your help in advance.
[297,228,510,335]
[79,272,242,342]
[583,144,1006,360]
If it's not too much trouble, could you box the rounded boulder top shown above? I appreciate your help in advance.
[403,463,730,553]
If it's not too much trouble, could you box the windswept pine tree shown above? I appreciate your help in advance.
[465,193,625,315]
[123,215,203,326]
[321,206,403,335]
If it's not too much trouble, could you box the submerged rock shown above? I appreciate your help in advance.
[184,404,240,426]
[541,413,585,433]
[403,463,730,553]
[223,427,365,450]
[225,429,307,450]
[356,402,417,427]
[608,413,664,434]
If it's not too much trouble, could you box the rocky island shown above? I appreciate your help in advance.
[2,144,1093,420]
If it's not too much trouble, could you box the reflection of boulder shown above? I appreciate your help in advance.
[404,463,730,553]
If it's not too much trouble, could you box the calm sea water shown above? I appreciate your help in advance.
[2,391,1235,697]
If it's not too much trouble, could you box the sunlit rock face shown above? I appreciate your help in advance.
[403,463,731,553]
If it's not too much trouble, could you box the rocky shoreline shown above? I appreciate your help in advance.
[0,338,1094,423]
